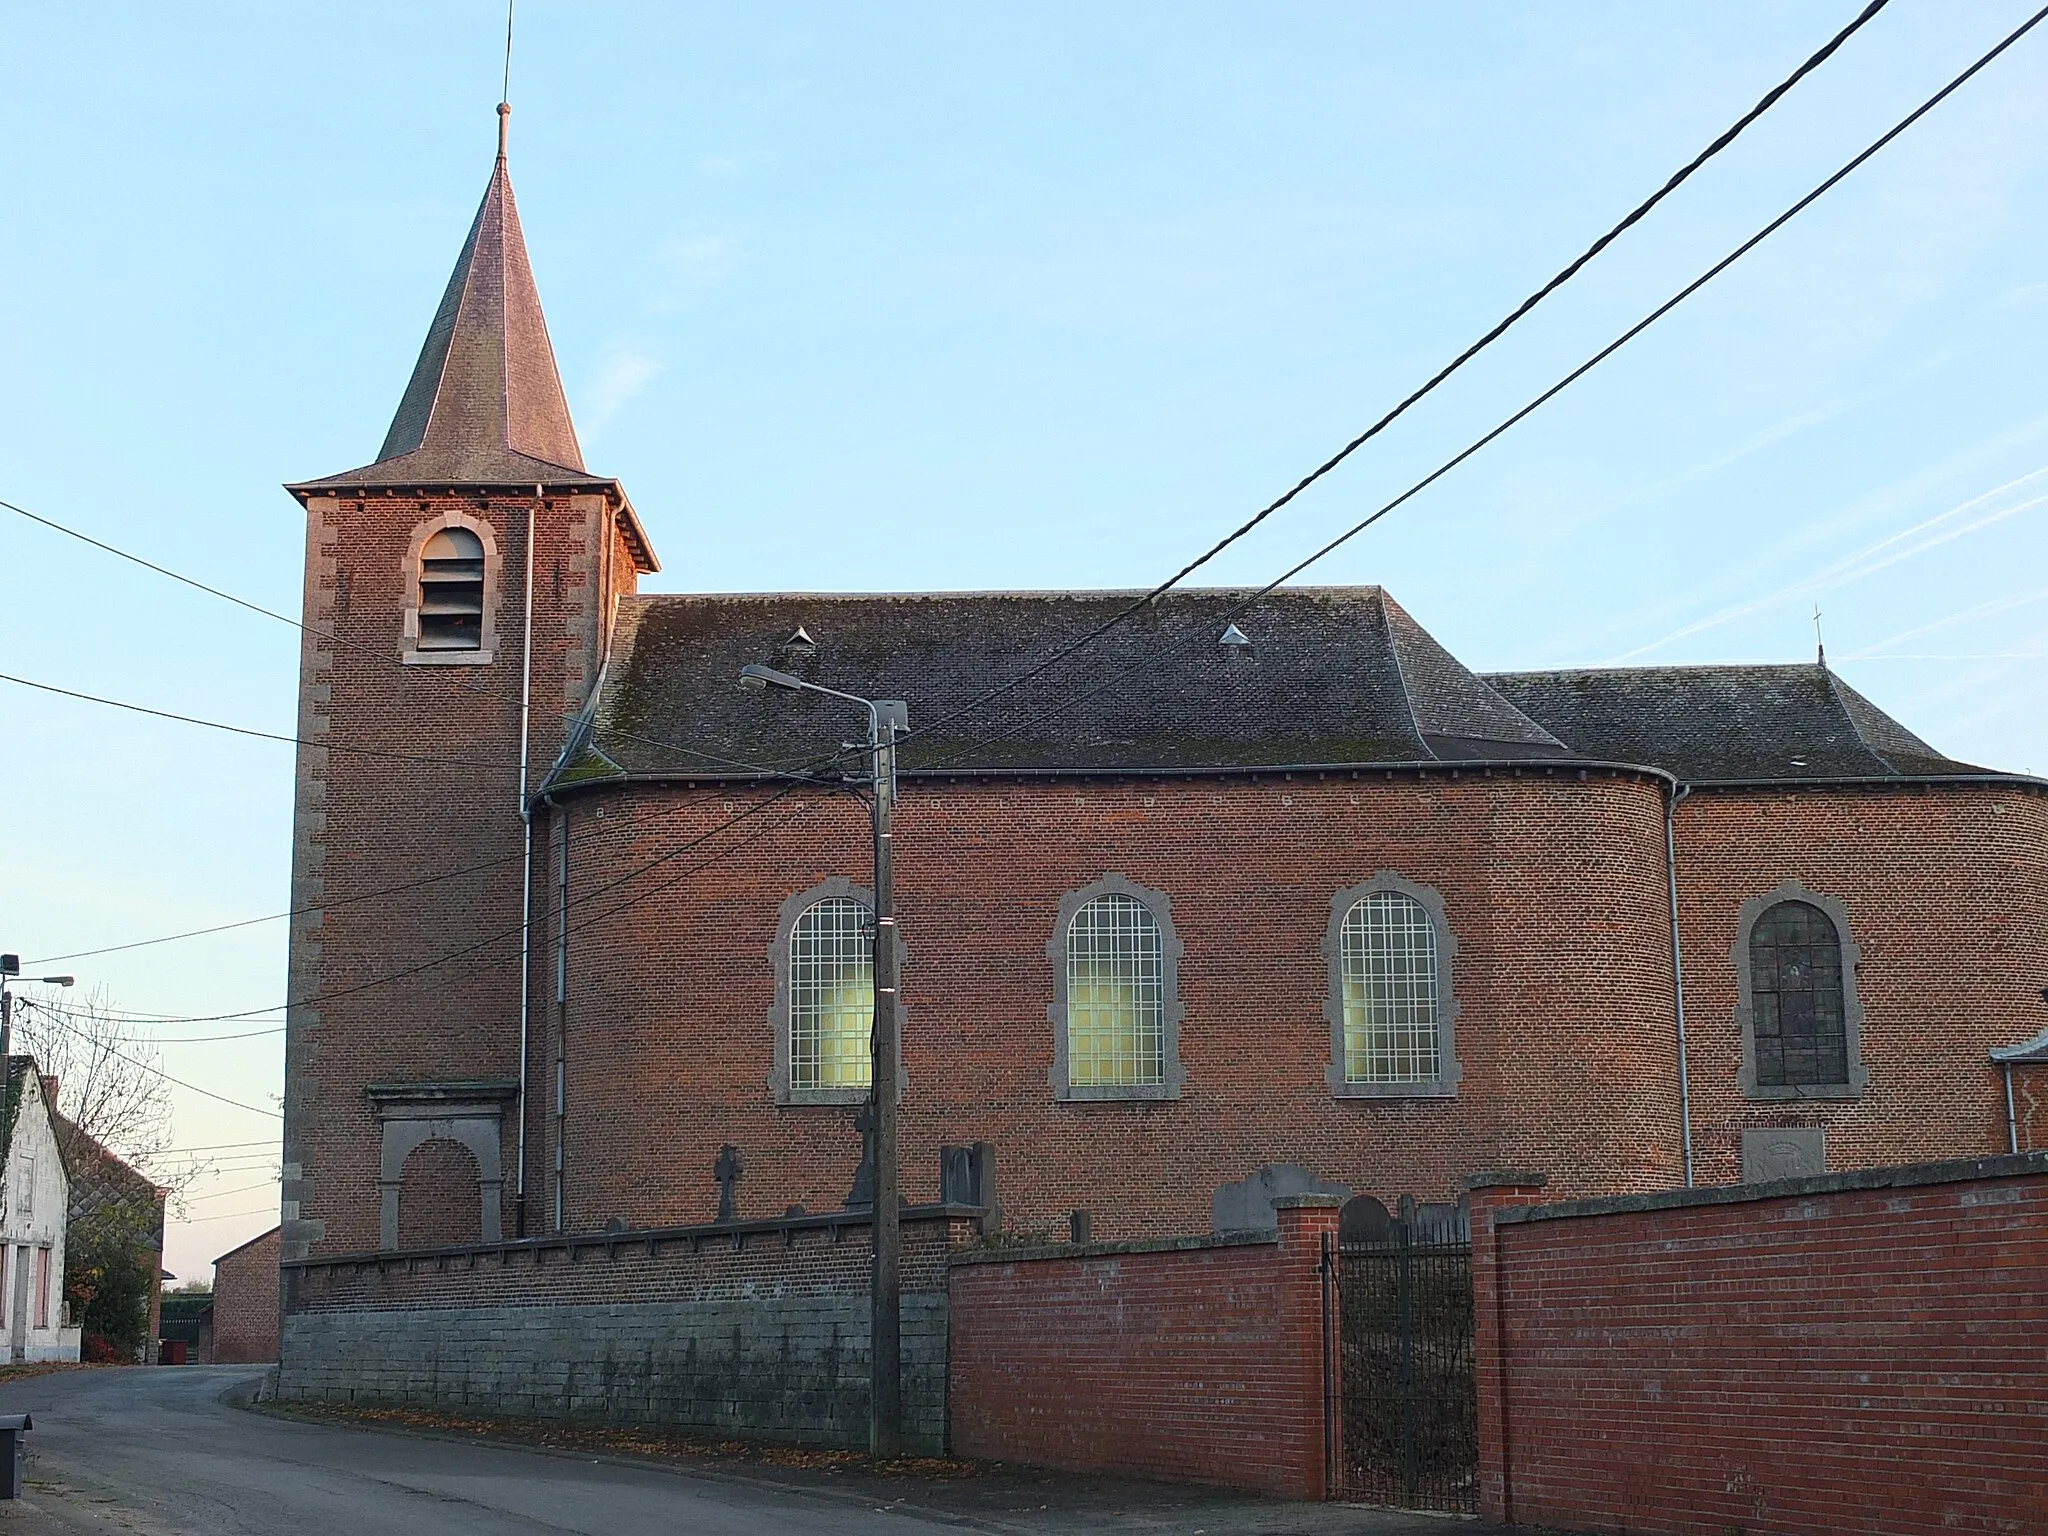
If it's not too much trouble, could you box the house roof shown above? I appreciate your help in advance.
[1483,664,1985,784]
[212,1225,281,1268]
[566,587,1576,782]
[1992,1026,2048,1065]
[287,111,658,572]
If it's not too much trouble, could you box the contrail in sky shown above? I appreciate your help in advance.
[1608,466,2048,662]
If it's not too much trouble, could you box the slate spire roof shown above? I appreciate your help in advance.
[295,106,609,492]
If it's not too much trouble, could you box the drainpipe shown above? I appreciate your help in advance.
[514,490,539,1235]
[1665,781,1695,1187]
[2005,1062,2019,1155]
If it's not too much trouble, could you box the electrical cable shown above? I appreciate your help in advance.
[21,999,282,1119]
[913,2,2048,765]
[88,780,819,1026]
[25,849,529,965]
[0,671,524,774]
[890,0,1897,750]
[0,494,818,784]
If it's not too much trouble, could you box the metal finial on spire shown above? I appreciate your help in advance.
[1814,604,1827,669]
[497,0,514,160]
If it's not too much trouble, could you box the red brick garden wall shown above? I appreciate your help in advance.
[948,1197,1340,1498]
[1469,1155,2048,1536]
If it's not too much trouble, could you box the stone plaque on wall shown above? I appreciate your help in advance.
[1742,1128,1825,1183]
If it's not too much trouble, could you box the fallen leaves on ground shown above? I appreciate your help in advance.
[270,1401,977,1480]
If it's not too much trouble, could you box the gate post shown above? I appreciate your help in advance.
[1273,1193,1345,1501]
[1465,1171,1547,1527]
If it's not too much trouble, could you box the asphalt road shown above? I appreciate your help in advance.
[0,1367,1510,1535]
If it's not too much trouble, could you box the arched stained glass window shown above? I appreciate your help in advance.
[1065,893,1165,1088]
[1339,891,1441,1084]
[789,897,874,1092]
[417,525,486,650]
[1749,899,1847,1088]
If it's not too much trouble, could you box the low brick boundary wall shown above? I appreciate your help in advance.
[947,1195,1340,1498]
[1469,1153,2048,1536]
[279,1206,981,1454]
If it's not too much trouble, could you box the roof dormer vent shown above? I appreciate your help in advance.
[1218,623,1253,650]
[781,625,816,653]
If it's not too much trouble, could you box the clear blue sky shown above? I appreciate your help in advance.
[4,2,2045,1277]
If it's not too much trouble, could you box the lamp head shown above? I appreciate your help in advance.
[739,663,804,693]
[40,977,73,988]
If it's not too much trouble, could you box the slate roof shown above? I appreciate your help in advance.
[287,114,659,571]
[570,587,1575,780]
[1484,664,1984,783]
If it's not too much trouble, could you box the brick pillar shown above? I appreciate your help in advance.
[1465,1171,1548,1526]
[1273,1192,1345,1501]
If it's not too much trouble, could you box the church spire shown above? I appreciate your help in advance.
[346,105,589,484]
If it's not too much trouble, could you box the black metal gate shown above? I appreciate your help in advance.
[1333,1196,1476,1512]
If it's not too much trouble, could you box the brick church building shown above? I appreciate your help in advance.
[278,115,2048,1267]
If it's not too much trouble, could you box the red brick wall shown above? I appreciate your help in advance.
[397,1139,483,1249]
[1674,786,2048,1185]
[948,1198,1339,1497]
[543,769,1682,1242]
[284,488,635,1259]
[210,1227,280,1364]
[1470,1155,2048,1536]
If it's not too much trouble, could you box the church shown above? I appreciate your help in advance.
[277,112,2048,1269]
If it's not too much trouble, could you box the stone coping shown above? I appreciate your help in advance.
[950,1230,1275,1267]
[1495,1150,2048,1227]
[284,1202,988,1273]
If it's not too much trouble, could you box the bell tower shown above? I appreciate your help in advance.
[278,107,659,1262]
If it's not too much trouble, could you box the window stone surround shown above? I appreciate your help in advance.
[767,878,906,1107]
[401,509,500,666]
[1732,879,1869,1101]
[1047,873,1187,1103]
[1323,871,1463,1099]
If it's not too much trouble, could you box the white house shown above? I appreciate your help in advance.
[3,1061,78,1363]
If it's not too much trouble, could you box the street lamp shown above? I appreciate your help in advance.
[0,956,76,1060]
[738,663,910,1457]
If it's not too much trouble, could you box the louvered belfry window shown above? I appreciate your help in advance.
[1340,891,1441,1083]
[417,526,487,650]
[1065,893,1165,1087]
[789,897,874,1091]
[1750,899,1849,1087]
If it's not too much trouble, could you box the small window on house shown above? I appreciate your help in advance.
[789,897,874,1092]
[1339,892,1441,1085]
[1066,894,1165,1089]
[416,526,486,650]
[32,1249,48,1330]
[17,1161,28,1223]
[1750,900,1848,1087]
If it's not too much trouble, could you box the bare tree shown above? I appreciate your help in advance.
[9,985,216,1217]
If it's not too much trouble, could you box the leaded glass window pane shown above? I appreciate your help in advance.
[1066,894,1164,1087]
[1341,892,1440,1084]
[790,897,873,1091]
[1751,900,1847,1087]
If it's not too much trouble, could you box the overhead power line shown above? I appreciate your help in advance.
[0,494,809,783]
[0,671,524,774]
[93,781,819,1027]
[924,1,2048,764]
[27,848,529,966]
[19,998,283,1119]
[895,0,1896,749]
